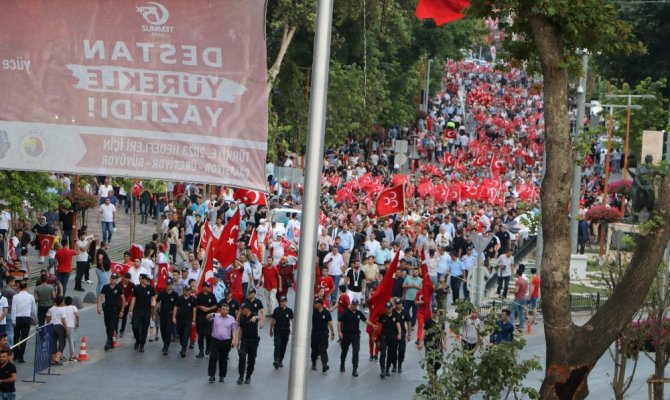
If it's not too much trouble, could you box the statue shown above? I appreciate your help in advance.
[627,154,664,218]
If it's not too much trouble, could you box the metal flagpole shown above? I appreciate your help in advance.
[287,1,333,399]
[570,52,588,253]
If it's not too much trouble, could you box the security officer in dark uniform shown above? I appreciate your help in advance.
[377,301,401,379]
[195,282,218,358]
[96,273,126,351]
[156,278,178,355]
[223,289,240,320]
[241,288,265,320]
[392,298,411,373]
[269,295,293,368]
[310,297,334,373]
[338,298,375,377]
[173,285,197,358]
[237,303,260,385]
[129,274,156,352]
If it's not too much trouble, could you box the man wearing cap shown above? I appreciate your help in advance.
[338,299,375,377]
[310,298,334,373]
[269,296,293,368]
[156,278,178,355]
[195,282,218,358]
[173,285,197,357]
[241,289,265,328]
[236,304,260,384]
[97,273,126,351]
[377,302,401,379]
[207,302,237,383]
[392,299,411,373]
[129,274,156,352]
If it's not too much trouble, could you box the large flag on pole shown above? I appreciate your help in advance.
[375,185,405,217]
[366,251,401,339]
[211,209,240,269]
[38,234,55,257]
[415,0,469,25]
[249,228,263,262]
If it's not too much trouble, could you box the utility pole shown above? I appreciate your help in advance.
[471,233,492,307]
[423,58,433,112]
[570,53,588,253]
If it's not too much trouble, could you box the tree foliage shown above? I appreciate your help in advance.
[0,170,59,214]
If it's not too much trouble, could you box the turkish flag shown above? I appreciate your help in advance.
[200,222,215,249]
[358,172,373,187]
[491,153,506,174]
[417,181,434,198]
[130,243,144,261]
[443,152,455,166]
[38,234,55,257]
[197,247,217,293]
[461,183,479,199]
[211,209,240,269]
[234,189,267,206]
[375,185,405,217]
[472,156,487,167]
[431,185,449,204]
[280,236,297,258]
[248,228,263,262]
[110,262,130,277]
[366,252,400,340]
[419,261,434,311]
[155,263,171,291]
[6,245,17,267]
[447,183,462,202]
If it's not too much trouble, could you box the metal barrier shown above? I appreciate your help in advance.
[20,323,59,383]
[477,293,606,316]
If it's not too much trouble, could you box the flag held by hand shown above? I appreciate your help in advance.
[376,185,405,218]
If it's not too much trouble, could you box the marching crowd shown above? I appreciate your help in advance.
[0,57,552,394]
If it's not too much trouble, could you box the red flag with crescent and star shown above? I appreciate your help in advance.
[375,185,405,217]
[234,189,267,206]
[248,228,263,262]
[200,221,215,249]
[366,251,400,340]
[155,262,171,291]
[38,234,55,257]
[110,262,130,277]
[211,209,240,269]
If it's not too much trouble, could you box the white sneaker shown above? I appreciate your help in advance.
[85,280,93,284]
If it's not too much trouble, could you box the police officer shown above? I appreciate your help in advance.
[129,274,156,352]
[269,295,293,368]
[156,278,178,355]
[195,282,217,358]
[223,289,240,320]
[392,298,411,373]
[173,285,197,358]
[377,301,401,379]
[310,298,334,373]
[338,298,375,377]
[96,273,125,351]
[237,303,260,385]
[241,288,265,323]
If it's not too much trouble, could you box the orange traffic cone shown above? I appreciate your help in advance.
[78,336,89,361]
[526,319,532,335]
[113,331,119,348]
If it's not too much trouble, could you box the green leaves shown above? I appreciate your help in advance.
[0,171,59,214]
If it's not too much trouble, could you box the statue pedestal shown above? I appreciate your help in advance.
[605,222,639,259]
[570,254,588,280]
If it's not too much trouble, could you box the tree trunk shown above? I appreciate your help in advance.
[529,13,670,400]
[653,338,666,399]
[265,22,297,99]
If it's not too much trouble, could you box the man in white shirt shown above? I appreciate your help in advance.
[128,258,151,286]
[97,177,113,204]
[98,197,116,245]
[0,207,10,258]
[323,247,345,305]
[74,232,93,291]
[496,249,515,298]
[364,233,381,258]
[11,281,37,363]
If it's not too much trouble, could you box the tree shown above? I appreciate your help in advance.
[0,170,59,215]
[467,1,670,399]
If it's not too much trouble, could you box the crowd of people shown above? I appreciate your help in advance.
[0,57,558,395]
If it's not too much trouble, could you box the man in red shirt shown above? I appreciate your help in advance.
[227,261,244,303]
[529,267,541,324]
[118,272,135,338]
[54,242,77,295]
[331,285,350,320]
[261,261,281,315]
[315,267,334,300]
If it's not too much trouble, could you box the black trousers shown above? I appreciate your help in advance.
[208,338,232,378]
[14,316,32,361]
[393,334,406,368]
[450,275,462,303]
[177,319,191,352]
[119,305,130,333]
[196,317,211,353]
[497,276,510,298]
[273,328,290,363]
[310,331,329,365]
[238,337,260,379]
[159,314,173,350]
[38,305,51,327]
[378,335,397,372]
[103,306,120,346]
[51,324,66,354]
[340,333,361,368]
[132,312,151,347]
[75,261,89,289]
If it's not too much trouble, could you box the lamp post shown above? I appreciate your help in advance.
[423,58,433,112]
[570,52,589,254]
[470,232,492,307]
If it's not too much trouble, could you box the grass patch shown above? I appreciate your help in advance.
[586,260,599,272]
[570,283,607,295]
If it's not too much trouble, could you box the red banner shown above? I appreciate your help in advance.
[111,262,130,277]
[375,185,405,217]
[0,0,268,190]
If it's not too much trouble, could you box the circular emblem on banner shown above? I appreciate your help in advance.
[21,134,44,158]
